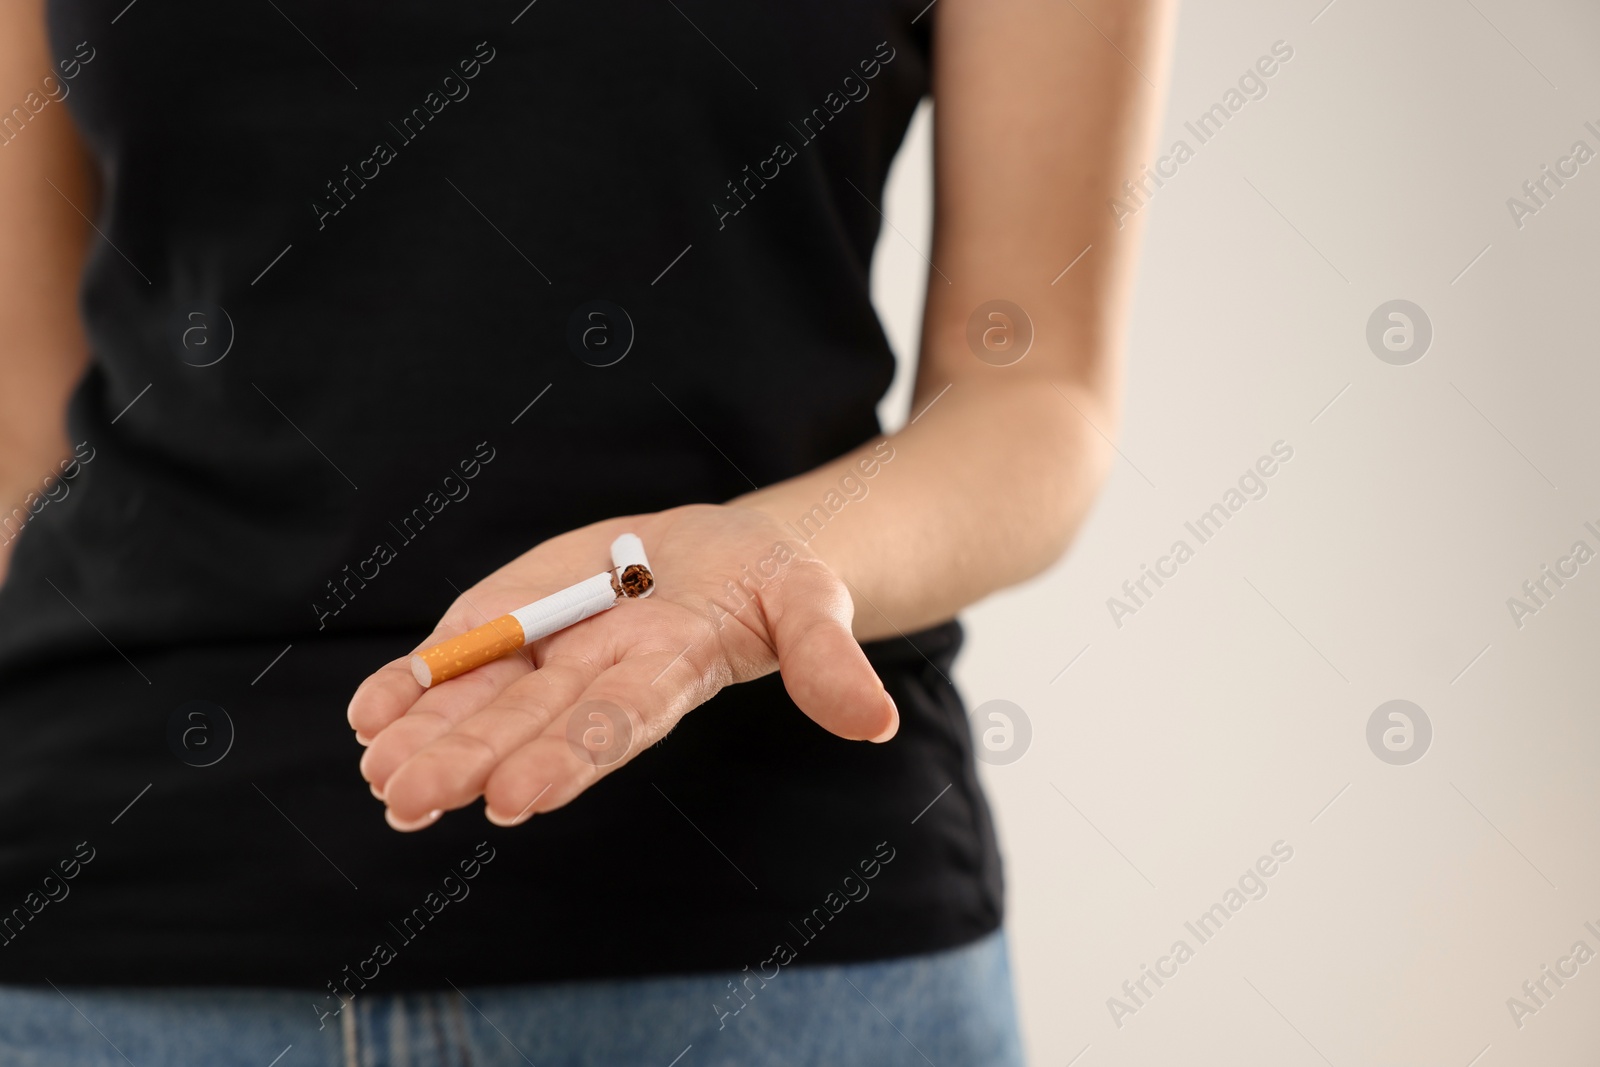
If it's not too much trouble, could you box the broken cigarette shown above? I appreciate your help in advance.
[410,533,654,688]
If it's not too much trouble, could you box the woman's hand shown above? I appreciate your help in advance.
[347,504,899,831]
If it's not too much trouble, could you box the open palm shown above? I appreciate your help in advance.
[347,504,899,830]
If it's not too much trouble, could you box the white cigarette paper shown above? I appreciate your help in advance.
[510,570,620,643]
[410,532,655,687]
[610,532,654,598]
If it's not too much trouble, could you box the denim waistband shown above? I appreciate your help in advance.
[0,929,1023,1066]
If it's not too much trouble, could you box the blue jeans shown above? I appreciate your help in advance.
[0,930,1023,1066]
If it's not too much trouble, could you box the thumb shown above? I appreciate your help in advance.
[763,559,898,743]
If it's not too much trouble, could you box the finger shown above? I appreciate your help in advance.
[347,655,423,744]
[347,591,548,742]
[378,658,596,820]
[482,645,714,824]
[356,652,534,791]
[350,642,532,745]
[766,560,897,743]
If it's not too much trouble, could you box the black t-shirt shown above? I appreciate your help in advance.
[0,0,1003,986]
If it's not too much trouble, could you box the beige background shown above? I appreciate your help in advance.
[870,1,1600,1063]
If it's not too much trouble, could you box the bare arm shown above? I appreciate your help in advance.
[737,0,1175,640]
[0,0,95,580]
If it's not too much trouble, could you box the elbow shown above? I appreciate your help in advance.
[1010,379,1122,581]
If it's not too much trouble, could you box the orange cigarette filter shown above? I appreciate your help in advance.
[412,614,525,688]
[410,535,653,688]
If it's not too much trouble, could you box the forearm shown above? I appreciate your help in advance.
[735,372,1115,641]
[737,0,1171,642]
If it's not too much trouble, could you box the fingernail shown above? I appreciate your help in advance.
[369,780,386,801]
[385,808,442,832]
[354,730,374,747]
[485,805,534,828]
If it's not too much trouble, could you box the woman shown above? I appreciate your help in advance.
[0,0,1169,1062]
